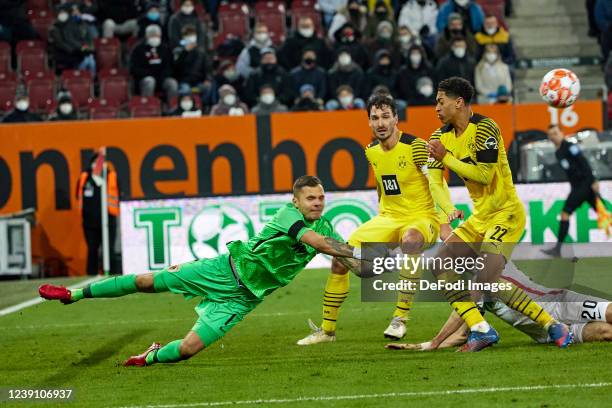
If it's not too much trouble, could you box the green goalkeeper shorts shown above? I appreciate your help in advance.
[153,254,261,346]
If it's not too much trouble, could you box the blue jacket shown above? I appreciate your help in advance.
[436,1,485,33]
[595,0,612,32]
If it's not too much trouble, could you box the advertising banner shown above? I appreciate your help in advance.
[120,181,612,275]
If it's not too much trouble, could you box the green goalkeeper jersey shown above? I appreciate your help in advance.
[227,203,343,299]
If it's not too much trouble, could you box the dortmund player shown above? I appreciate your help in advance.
[426,77,572,351]
[297,93,460,345]
[39,176,377,366]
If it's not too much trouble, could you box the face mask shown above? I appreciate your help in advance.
[410,52,422,66]
[58,12,69,23]
[485,26,497,36]
[452,47,466,58]
[254,32,268,43]
[223,68,238,81]
[338,53,352,66]
[417,0,426,5]
[228,107,245,116]
[261,62,275,72]
[303,57,316,66]
[180,99,193,111]
[147,11,160,21]
[148,37,161,47]
[485,52,497,63]
[341,33,354,43]
[261,93,275,104]
[181,5,194,14]
[223,94,237,106]
[59,103,73,115]
[379,63,390,72]
[339,95,353,107]
[379,30,392,40]
[349,8,360,18]
[183,35,197,45]
[419,84,433,97]
[450,28,462,36]
[15,100,29,111]
[399,34,412,45]
[455,0,469,7]
[375,9,387,18]
[299,27,314,38]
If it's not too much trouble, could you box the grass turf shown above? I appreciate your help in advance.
[1,261,612,407]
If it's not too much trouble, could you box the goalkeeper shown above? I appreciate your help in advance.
[39,176,380,367]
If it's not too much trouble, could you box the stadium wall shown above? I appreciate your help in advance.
[0,101,603,275]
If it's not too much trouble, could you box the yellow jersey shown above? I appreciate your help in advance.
[428,113,522,220]
[365,132,437,219]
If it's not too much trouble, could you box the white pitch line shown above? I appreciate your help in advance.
[116,382,612,408]
[0,276,101,317]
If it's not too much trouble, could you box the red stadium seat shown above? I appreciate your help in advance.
[291,0,323,36]
[60,69,93,108]
[89,98,120,120]
[94,37,121,70]
[26,0,50,11]
[24,71,55,112]
[255,1,287,45]
[28,10,55,42]
[0,79,18,113]
[476,0,508,29]
[0,42,11,74]
[217,2,250,41]
[99,67,129,105]
[16,40,47,75]
[128,96,161,118]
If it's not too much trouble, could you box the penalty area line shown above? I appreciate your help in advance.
[116,382,612,408]
[0,276,102,317]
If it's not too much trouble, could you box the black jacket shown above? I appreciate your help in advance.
[173,46,209,86]
[130,40,173,83]
[290,65,327,100]
[245,65,294,107]
[49,19,94,69]
[278,32,333,70]
[326,63,365,99]
[2,109,42,123]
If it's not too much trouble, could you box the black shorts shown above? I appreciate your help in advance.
[563,185,597,214]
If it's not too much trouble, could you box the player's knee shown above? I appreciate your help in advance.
[401,230,424,255]
[331,258,348,275]
[600,324,612,341]
[135,273,155,292]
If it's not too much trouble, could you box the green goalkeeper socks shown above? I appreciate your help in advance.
[71,275,138,301]
[145,340,183,365]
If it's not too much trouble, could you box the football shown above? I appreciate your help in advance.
[539,68,581,108]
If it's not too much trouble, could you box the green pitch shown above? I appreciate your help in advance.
[1,260,612,407]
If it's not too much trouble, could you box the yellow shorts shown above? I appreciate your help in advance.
[453,205,526,260]
[348,213,439,249]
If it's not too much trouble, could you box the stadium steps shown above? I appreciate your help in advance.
[507,0,605,103]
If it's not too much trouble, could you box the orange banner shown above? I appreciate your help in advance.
[0,101,603,275]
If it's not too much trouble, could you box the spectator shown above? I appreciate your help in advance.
[252,84,288,115]
[278,16,333,70]
[409,76,436,106]
[475,44,512,104]
[77,0,100,39]
[435,12,478,59]
[0,0,38,44]
[236,23,273,79]
[595,0,612,59]
[328,0,368,41]
[434,37,476,86]
[366,21,396,64]
[397,44,433,103]
[211,60,245,107]
[49,91,78,121]
[333,23,370,69]
[172,24,211,101]
[167,0,208,50]
[474,14,516,65]
[365,0,396,39]
[137,1,167,39]
[292,84,324,112]
[436,0,484,34]
[215,34,245,60]
[395,25,434,65]
[1,93,42,123]
[325,84,365,110]
[99,0,140,38]
[49,4,96,75]
[319,0,349,28]
[244,48,294,107]
[76,152,119,276]
[397,0,438,47]
[366,49,398,97]
[129,24,178,100]
[327,49,366,99]
[290,48,327,101]
[210,84,249,116]
[167,91,202,117]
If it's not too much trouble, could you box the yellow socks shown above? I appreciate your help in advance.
[497,278,555,328]
[392,261,422,319]
[321,273,349,333]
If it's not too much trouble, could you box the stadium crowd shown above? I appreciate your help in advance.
[0,0,520,122]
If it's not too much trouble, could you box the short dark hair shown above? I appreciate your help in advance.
[181,24,197,36]
[437,77,474,104]
[293,175,322,195]
[366,92,396,118]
